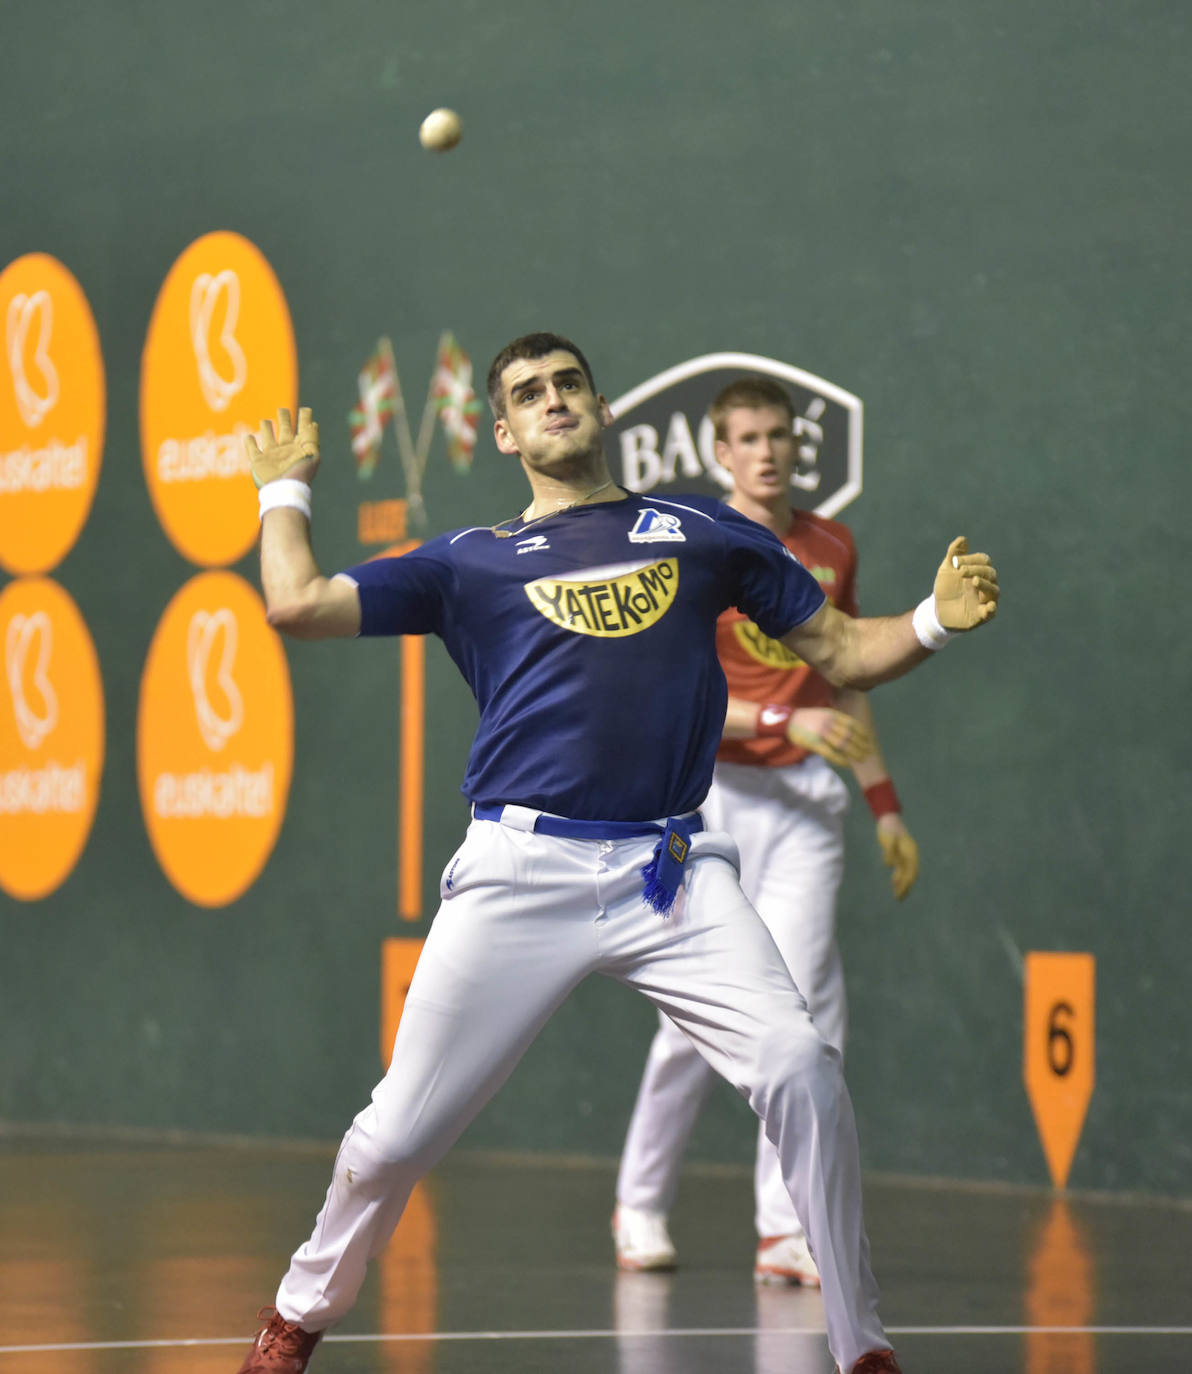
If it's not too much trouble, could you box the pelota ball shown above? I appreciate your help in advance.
[419,108,462,152]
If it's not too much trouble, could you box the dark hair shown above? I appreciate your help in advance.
[486,332,597,417]
[708,376,795,441]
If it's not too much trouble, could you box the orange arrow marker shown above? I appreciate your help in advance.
[1024,952,1095,1188]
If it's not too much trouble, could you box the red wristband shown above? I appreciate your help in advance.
[755,704,793,738]
[864,780,901,819]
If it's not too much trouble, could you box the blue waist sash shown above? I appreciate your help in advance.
[472,803,703,915]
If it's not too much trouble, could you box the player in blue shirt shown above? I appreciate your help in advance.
[235,333,998,1374]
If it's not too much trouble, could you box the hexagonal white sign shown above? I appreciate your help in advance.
[606,352,862,518]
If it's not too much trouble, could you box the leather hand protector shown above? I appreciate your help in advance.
[786,707,875,768]
[244,406,321,489]
[933,536,999,631]
[877,821,920,901]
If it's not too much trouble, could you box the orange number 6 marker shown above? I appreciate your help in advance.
[1024,952,1095,1189]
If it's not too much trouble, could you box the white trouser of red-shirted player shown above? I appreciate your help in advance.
[617,754,849,1238]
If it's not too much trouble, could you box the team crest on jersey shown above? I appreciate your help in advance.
[733,619,804,669]
[525,559,679,637]
[628,508,686,544]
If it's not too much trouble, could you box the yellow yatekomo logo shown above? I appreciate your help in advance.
[526,559,679,637]
[733,618,804,669]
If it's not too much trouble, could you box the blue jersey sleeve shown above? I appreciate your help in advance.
[716,504,826,637]
[339,539,457,637]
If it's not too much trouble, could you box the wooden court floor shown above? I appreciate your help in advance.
[1,1133,1189,1373]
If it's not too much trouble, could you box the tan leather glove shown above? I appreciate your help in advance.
[876,814,919,900]
[244,406,321,489]
[933,536,999,631]
[787,707,876,768]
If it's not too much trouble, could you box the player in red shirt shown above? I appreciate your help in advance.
[614,375,919,1286]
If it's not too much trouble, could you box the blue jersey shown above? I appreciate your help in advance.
[341,494,825,821]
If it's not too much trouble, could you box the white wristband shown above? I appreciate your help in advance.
[912,595,954,651]
[258,478,312,523]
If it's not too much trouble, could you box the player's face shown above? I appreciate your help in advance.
[493,350,611,471]
[714,405,797,507]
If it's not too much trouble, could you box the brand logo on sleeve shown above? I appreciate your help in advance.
[525,559,679,637]
[627,508,686,544]
[733,619,804,669]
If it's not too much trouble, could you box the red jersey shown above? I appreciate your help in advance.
[716,509,859,768]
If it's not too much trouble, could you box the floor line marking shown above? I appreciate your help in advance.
[3,1325,1192,1354]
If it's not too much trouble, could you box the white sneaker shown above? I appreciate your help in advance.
[612,1205,678,1271]
[754,1232,821,1287]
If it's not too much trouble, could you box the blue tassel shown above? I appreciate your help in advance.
[640,818,693,917]
[640,849,673,914]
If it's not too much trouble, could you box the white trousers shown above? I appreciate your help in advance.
[275,810,884,1371]
[616,756,849,1239]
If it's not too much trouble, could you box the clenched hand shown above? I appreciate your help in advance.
[933,536,999,631]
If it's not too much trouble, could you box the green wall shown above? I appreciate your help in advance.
[2,0,1190,1198]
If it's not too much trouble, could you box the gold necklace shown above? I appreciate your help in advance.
[492,478,617,538]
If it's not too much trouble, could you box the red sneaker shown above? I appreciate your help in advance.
[235,1307,322,1373]
[847,1350,903,1374]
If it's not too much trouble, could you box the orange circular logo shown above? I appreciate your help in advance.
[0,254,105,575]
[140,232,296,567]
[0,578,104,900]
[137,571,293,908]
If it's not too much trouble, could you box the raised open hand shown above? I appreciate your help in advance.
[244,406,320,489]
